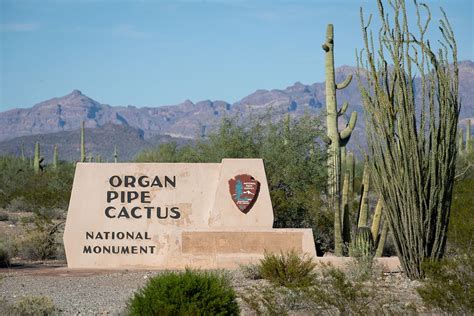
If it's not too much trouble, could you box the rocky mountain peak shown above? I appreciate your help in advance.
[70,89,83,96]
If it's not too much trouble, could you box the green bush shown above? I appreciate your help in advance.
[0,211,8,221]
[449,177,474,254]
[0,237,16,267]
[8,296,58,316]
[417,254,473,313]
[127,270,239,315]
[0,242,11,267]
[259,250,316,288]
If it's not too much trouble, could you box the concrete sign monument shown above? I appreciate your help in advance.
[64,159,316,269]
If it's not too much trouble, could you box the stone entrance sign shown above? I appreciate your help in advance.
[64,159,316,269]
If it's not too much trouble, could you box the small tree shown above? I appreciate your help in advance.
[357,0,459,279]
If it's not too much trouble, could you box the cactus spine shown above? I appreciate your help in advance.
[53,144,58,169]
[322,24,357,256]
[80,121,86,162]
[34,142,40,173]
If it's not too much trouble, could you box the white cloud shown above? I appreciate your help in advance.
[0,23,40,32]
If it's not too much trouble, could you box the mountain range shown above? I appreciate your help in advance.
[1,62,473,161]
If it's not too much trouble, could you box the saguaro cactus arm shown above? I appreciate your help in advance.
[338,102,349,117]
[336,74,353,90]
[340,112,358,145]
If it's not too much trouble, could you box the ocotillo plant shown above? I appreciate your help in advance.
[80,120,86,162]
[358,0,459,279]
[322,23,358,256]
[53,144,58,169]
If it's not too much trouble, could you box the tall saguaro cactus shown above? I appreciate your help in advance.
[322,24,358,256]
[34,142,41,173]
[467,119,472,153]
[53,144,58,169]
[80,121,86,163]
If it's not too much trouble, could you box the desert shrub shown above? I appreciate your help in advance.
[0,211,8,221]
[0,156,74,212]
[302,265,379,314]
[0,241,11,267]
[417,254,473,313]
[8,296,58,316]
[7,197,30,213]
[448,176,474,254]
[127,270,239,315]
[18,213,63,261]
[0,236,17,267]
[240,264,406,315]
[20,215,35,224]
[259,250,316,288]
[240,263,262,280]
[240,284,305,315]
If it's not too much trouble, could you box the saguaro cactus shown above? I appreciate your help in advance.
[457,130,464,153]
[34,142,41,173]
[322,24,358,256]
[53,144,58,169]
[20,143,25,162]
[467,119,472,153]
[357,161,370,227]
[80,121,86,162]
[350,226,375,258]
[341,171,351,247]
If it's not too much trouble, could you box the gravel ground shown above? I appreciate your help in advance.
[0,268,154,315]
[0,264,427,315]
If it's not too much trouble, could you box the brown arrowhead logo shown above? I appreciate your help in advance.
[228,174,260,214]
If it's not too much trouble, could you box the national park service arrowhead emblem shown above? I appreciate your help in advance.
[228,174,260,214]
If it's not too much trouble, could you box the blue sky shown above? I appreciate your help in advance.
[0,0,472,111]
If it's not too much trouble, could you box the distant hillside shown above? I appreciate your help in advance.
[0,124,188,162]
[1,61,473,160]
